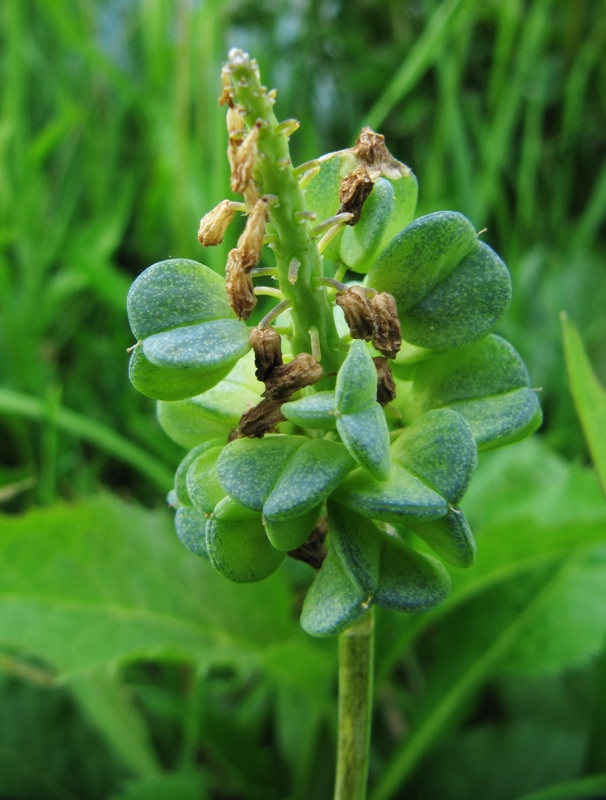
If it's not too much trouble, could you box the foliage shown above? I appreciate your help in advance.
[0,2,605,799]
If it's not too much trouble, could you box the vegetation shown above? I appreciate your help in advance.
[0,2,605,799]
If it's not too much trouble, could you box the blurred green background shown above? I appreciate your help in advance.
[1,1,605,799]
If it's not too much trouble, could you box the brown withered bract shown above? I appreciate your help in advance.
[237,398,285,438]
[237,197,268,270]
[373,357,397,406]
[338,164,374,225]
[250,325,283,381]
[370,292,402,359]
[225,248,256,320]
[263,353,323,401]
[336,285,377,341]
[197,200,236,247]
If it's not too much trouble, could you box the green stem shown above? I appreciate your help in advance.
[334,608,374,800]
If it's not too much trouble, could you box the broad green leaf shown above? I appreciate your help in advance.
[126,258,234,340]
[367,211,477,312]
[281,390,338,430]
[0,495,296,674]
[401,241,511,349]
[400,507,476,568]
[562,313,606,495]
[300,546,368,637]
[263,505,322,552]
[340,177,394,272]
[335,462,448,524]
[336,405,391,480]
[375,534,450,611]
[173,440,223,506]
[186,444,226,515]
[142,319,250,371]
[328,503,383,594]
[400,335,542,450]
[157,352,260,448]
[377,166,418,254]
[391,409,477,504]
[206,498,285,583]
[335,339,377,415]
[174,506,209,559]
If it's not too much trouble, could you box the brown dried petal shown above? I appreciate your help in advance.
[370,292,402,359]
[237,398,285,438]
[338,164,374,225]
[263,353,323,401]
[335,285,377,341]
[226,248,256,320]
[197,200,236,247]
[237,197,268,270]
[373,357,397,406]
[250,325,283,381]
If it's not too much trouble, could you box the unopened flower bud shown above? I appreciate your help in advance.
[197,200,237,246]
[250,325,283,381]
[263,353,323,401]
[370,292,402,359]
[226,248,256,320]
[336,285,377,341]
[237,197,268,269]
[373,357,397,405]
[338,164,374,225]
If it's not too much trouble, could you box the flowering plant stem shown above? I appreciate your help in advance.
[335,608,374,800]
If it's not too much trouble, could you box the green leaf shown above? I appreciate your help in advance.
[367,210,477,312]
[186,443,226,515]
[335,462,448,524]
[335,339,377,415]
[0,495,296,674]
[174,506,209,559]
[300,546,368,637]
[156,352,260,448]
[206,498,285,583]
[281,390,338,430]
[562,313,606,495]
[401,507,476,568]
[110,773,208,800]
[391,409,477,504]
[377,166,418,254]
[340,177,394,272]
[126,258,234,340]
[174,439,224,506]
[336,405,391,480]
[263,505,322,552]
[401,241,512,349]
[328,504,383,594]
[400,334,542,450]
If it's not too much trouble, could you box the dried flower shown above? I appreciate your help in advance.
[237,398,285,438]
[338,164,374,225]
[231,124,260,194]
[197,200,237,246]
[373,357,397,405]
[250,325,283,381]
[237,197,268,269]
[370,292,402,359]
[263,353,323,401]
[336,285,377,341]
[226,248,256,320]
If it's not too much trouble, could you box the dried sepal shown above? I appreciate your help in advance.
[338,164,374,225]
[336,285,377,341]
[263,353,323,401]
[373,357,397,405]
[250,325,283,381]
[370,292,402,358]
[198,200,237,247]
[226,248,256,320]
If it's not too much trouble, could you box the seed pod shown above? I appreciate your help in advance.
[198,200,237,247]
[370,292,402,358]
[250,325,283,381]
[335,285,376,341]
[338,165,374,225]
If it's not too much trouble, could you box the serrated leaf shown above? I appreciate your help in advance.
[335,339,377,414]
[340,177,394,272]
[336,404,391,480]
[367,211,477,312]
[391,409,477,504]
[281,390,338,430]
[127,258,234,339]
[335,462,448,523]
[300,546,368,637]
[401,335,542,450]
[401,241,512,349]
[562,313,606,495]
[206,498,285,583]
